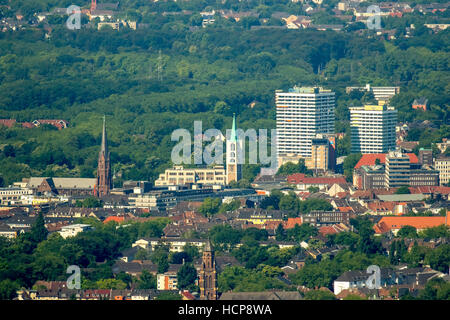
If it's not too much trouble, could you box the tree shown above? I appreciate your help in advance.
[0,279,19,300]
[29,212,48,244]
[198,198,222,217]
[275,224,287,241]
[395,186,411,194]
[155,292,182,300]
[397,225,417,238]
[277,159,312,176]
[303,290,337,300]
[138,270,156,289]
[177,263,197,290]
[343,153,362,182]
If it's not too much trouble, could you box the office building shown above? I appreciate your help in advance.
[276,86,335,166]
[154,166,226,186]
[350,104,397,154]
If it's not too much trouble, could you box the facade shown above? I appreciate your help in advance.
[154,166,226,186]
[302,211,350,226]
[157,273,178,291]
[0,187,33,205]
[276,86,335,165]
[226,114,243,184]
[304,134,336,173]
[384,151,411,188]
[435,156,450,185]
[198,241,218,300]
[350,104,397,154]
[354,165,386,190]
[418,148,433,166]
[96,116,112,197]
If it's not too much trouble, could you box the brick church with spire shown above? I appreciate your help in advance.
[96,116,111,197]
[198,241,218,300]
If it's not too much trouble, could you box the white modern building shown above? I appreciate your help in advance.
[276,86,335,166]
[346,84,400,102]
[58,224,92,239]
[350,104,397,154]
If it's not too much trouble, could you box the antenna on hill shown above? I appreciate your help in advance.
[157,50,163,82]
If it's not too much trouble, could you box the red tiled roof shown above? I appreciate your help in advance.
[338,206,353,212]
[409,186,450,195]
[367,201,395,212]
[355,153,418,169]
[374,215,448,234]
[104,216,125,224]
[0,119,17,127]
[283,217,302,229]
[319,226,337,236]
[287,173,346,185]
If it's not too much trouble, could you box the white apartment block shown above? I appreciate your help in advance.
[435,157,450,185]
[276,86,335,163]
[350,104,397,154]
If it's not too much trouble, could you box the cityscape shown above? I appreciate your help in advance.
[0,0,448,307]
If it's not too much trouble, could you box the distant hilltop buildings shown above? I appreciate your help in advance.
[0,119,68,130]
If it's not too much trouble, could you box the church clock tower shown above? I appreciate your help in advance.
[226,114,242,184]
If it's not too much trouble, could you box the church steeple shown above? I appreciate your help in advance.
[97,116,111,197]
[226,114,242,184]
[101,115,108,155]
[199,240,217,300]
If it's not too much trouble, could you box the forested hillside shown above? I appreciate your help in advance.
[0,7,448,186]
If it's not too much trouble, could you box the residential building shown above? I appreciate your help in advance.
[58,224,92,239]
[155,166,226,186]
[412,97,428,111]
[435,156,450,185]
[226,114,243,184]
[350,104,397,154]
[305,134,336,173]
[198,241,218,300]
[157,272,178,290]
[276,86,335,165]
